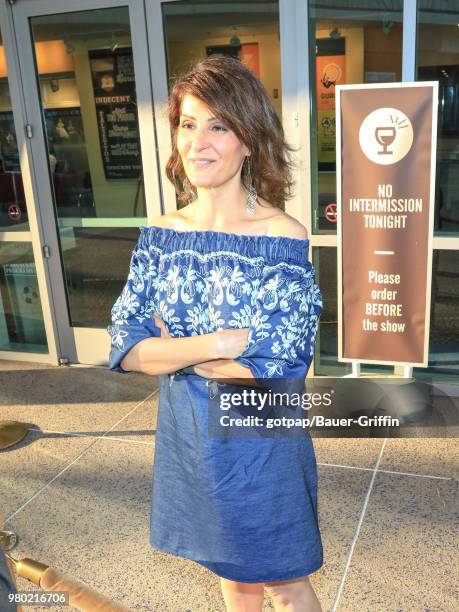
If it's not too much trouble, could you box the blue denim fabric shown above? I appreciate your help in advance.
[107,226,322,379]
[107,227,324,581]
[149,373,323,582]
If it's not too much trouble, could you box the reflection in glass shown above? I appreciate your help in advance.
[0,31,29,231]
[414,251,459,378]
[314,247,459,378]
[162,0,280,209]
[308,0,403,234]
[417,2,459,235]
[0,242,47,352]
[66,227,140,327]
[30,8,147,327]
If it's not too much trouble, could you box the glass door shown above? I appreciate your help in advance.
[146,0,297,214]
[0,22,49,358]
[12,0,162,366]
[9,0,298,368]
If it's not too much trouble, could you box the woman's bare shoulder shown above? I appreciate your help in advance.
[266,212,309,240]
[147,211,183,230]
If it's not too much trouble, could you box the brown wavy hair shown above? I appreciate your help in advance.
[165,54,297,210]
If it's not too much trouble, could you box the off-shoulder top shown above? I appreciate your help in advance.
[107,225,323,379]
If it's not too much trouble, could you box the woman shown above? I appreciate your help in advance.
[107,55,323,611]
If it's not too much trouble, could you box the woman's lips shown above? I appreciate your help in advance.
[189,159,215,168]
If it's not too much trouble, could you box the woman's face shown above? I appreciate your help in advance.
[176,94,249,190]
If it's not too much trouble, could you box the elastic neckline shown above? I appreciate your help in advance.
[139,225,310,267]
[141,225,309,244]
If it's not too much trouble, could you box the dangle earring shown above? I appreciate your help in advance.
[244,156,257,215]
[183,177,197,203]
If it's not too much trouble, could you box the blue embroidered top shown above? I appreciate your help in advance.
[107,225,323,379]
[106,225,325,582]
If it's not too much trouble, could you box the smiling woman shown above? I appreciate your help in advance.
[176,95,250,192]
[166,55,296,210]
[107,55,323,612]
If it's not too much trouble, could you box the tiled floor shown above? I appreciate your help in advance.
[1,360,457,611]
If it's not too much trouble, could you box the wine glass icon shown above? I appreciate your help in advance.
[375,126,396,155]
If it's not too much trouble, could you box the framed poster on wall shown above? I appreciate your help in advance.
[43,107,94,212]
[206,43,260,78]
[316,37,346,169]
[241,43,260,78]
[1,262,47,346]
[89,47,141,179]
[0,111,20,172]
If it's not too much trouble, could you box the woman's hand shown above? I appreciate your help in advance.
[154,315,171,339]
[154,315,249,361]
[214,328,250,360]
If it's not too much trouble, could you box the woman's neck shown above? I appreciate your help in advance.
[191,182,249,227]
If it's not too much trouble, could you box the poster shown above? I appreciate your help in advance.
[336,82,438,366]
[44,107,85,147]
[89,47,141,179]
[43,107,93,209]
[206,43,260,78]
[0,112,20,172]
[316,38,346,166]
[241,43,260,78]
[44,107,87,173]
[2,262,47,346]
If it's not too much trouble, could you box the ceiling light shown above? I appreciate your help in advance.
[64,39,74,54]
[230,27,241,47]
[330,26,341,39]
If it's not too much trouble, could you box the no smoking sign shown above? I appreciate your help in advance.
[8,203,22,222]
[325,202,337,223]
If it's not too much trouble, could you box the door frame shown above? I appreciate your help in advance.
[146,0,318,374]
[1,0,314,370]
[0,1,58,364]
[145,0,320,374]
[146,0,309,224]
[9,0,163,366]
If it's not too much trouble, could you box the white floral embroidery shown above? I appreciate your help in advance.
[107,240,323,378]
[157,300,185,336]
[228,304,253,329]
[180,267,198,305]
[165,265,181,303]
[184,303,211,335]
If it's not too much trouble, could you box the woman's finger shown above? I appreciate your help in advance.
[154,315,171,338]
[153,314,163,333]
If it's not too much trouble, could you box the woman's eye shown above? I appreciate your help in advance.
[179,121,227,132]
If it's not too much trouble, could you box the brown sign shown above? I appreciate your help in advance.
[336,83,438,366]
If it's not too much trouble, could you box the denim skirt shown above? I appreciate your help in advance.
[149,372,323,583]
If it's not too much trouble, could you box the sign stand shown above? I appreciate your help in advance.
[344,361,413,378]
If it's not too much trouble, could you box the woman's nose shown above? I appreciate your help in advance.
[190,126,210,150]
